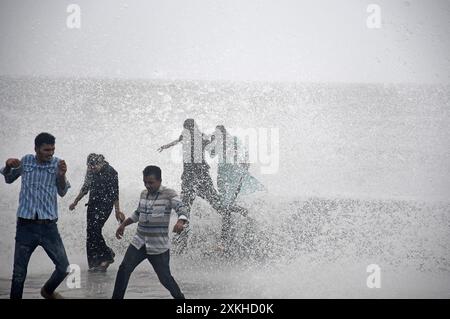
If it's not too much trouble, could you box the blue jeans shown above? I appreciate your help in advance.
[112,245,185,299]
[11,220,70,299]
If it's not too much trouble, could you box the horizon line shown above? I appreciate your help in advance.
[0,74,449,87]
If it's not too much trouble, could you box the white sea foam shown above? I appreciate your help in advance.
[0,77,449,298]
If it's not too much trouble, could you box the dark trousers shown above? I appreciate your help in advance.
[181,168,223,215]
[181,167,247,242]
[11,220,70,299]
[86,204,115,268]
[112,245,185,299]
[181,169,231,242]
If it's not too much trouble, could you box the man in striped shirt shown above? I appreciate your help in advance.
[112,165,188,299]
[0,132,71,299]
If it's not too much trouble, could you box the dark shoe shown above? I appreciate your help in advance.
[40,287,64,299]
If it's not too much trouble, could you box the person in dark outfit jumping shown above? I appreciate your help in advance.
[157,119,224,217]
[157,119,247,249]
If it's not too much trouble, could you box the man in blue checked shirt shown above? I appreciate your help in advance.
[1,132,71,299]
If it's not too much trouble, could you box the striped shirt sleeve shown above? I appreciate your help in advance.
[0,164,22,184]
[168,189,189,221]
[56,159,71,197]
[130,210,139,223]
[57,176,71,197]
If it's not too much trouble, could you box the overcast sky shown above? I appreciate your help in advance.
[0,0,449,83]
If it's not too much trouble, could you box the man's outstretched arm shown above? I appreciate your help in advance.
[116,216,137,239]
[157,135,183,152]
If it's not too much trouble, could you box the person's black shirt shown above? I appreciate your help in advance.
[88,163,119,207]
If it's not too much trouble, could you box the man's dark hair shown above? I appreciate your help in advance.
[143,165,162,180]
[35,132,55,148]
[183,118,195,131]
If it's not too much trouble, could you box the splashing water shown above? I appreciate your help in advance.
[0,77,449,298]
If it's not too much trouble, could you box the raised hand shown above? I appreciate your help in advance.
[57,160,67,176]
[5,158,21,169]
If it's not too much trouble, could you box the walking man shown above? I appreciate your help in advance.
[1,132,71,299]
[112,165,187,299]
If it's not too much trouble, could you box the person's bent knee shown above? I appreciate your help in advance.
[56,267,70,277]
[55,261,70,275]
